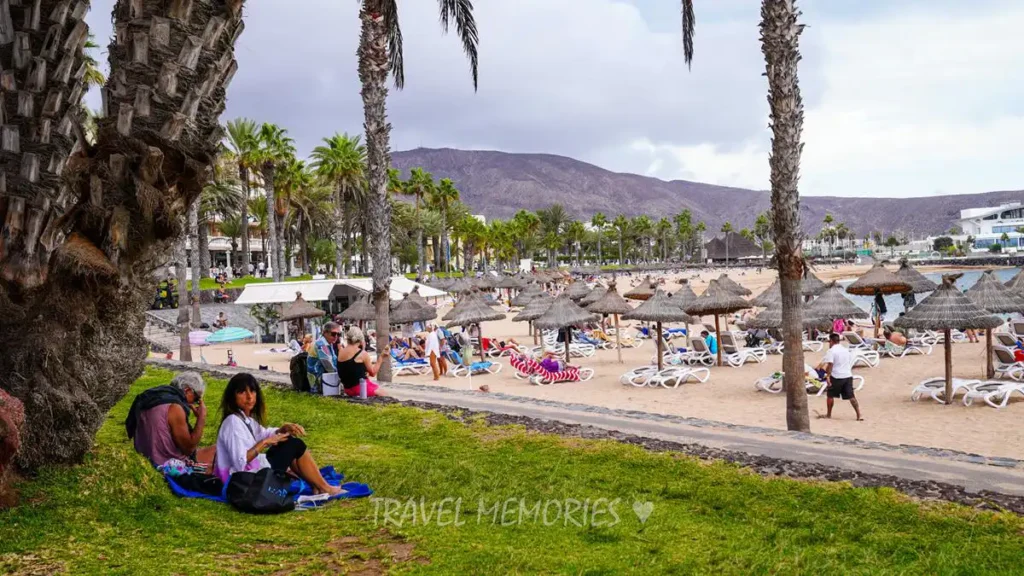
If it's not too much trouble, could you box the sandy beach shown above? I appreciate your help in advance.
[180,263,1024,460]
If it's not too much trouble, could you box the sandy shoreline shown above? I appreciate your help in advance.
[176,263,1024,460]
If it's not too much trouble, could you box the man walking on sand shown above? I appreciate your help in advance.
[817,332,863,421]
[424,324,447,381]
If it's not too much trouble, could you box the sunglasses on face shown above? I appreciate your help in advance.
[328,331,341,337]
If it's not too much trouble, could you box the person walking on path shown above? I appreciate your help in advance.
[816,333,863,421]
[424,324,448,380]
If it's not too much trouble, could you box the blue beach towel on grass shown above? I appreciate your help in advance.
[165,465,372,506]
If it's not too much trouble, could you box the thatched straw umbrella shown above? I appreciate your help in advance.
[622,289,694,370]
[447,277,473,294]
[745,301,827,332]
[446,291,507,365]
[279,292,325,322]
[895,274,1002,404]
[474,274,497,291]
[1004,269,1024,296]
[338,294,377,329]
[496,274,523,293]
[717,273,752,297]
[512,292,554,345]
[684,280,750,367]
[895,259,938,310]
[405,285,434,310]
[534,293,599,361]
[511,283,543,307]
[806,283,869,322]
[846,262,911,296]
[668,280,699,340]
[586,282,633,363]
[801,272,827,297]
[390,294,438,325]
[965,271,1024,378]
[579,284,607,307]
[624,277,656,301]
[750,280,781,308]
[567,280,591,301]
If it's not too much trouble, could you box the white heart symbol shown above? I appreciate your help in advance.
[632,501,653,524]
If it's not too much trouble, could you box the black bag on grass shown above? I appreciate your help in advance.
[226,469,295,514]
[290,352,310,392]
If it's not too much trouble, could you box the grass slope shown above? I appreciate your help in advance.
[3,368,1023,574]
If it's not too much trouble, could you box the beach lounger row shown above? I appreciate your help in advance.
[621,365,710,388]
[912,377,1024,408]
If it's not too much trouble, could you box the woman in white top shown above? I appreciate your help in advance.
[214,373,341,495]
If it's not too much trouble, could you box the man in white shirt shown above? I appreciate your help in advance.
[424,325,447,380]
[817,333,863,420]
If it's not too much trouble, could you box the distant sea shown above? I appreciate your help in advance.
[839,268,1022,321]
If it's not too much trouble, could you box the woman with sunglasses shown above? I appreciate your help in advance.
[337,326,388,397]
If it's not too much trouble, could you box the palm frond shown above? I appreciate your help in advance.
[438,0,479,90]
[381,0,405,89]
[680,0,695,68]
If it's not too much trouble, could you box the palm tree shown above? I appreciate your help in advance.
[656,218,672,262]
[536,204,570,267]
[429,178,460,274]
[225,119,261,276]
[721,221,734,266]
[632,215,653,263]
[82,35,106,90]
[200,172,244,274]
[175,230,193,363]
[591,212,607,266]
[357,0,479,381]
[511,210,541,262]
[754,211,772,263]
[0,2,244,469]
[248,197,270,267]
[256,124,295,281]
[287,181,332,274]
[277,158,314,276]
[218,215,246,273]
[760,0,811,431]
[310,133,366,278]
[403,167,435,277]
[566,221,587,265]
[674,210,694,260]
[613,215,630,265]
[188,200,201,325]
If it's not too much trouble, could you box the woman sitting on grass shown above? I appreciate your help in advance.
[214,373,341,496]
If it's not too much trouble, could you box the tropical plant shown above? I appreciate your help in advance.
[248,196,269,265]
[760,0,811,431]
[218,215,245,272]
[0,1,245,469]
[656,218,673,262]
[566,221,587,265]
[536,204,570,267]
[613,215,630,265]
[674,210,695,261]
[591,212,607,266]
[225,119,261,276]
[721,221,733,265]
[753,211,772,262]
[255,123,295,281]
[428,178,460,274]
[310,133,366,277]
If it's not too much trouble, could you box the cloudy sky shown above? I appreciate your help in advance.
[85,0,1024,198]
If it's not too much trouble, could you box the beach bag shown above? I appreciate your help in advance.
[226,469,295,514]
[289,352,310,393]
[321,372,341,397]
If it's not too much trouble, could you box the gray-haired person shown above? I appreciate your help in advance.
[125,372,216,467]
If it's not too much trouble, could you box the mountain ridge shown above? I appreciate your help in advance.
[390,147,1023,237]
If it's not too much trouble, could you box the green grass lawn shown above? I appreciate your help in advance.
[190,275,315,292]
[3,368,1023,575]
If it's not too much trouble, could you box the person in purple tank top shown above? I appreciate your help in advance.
[126,372,216,467]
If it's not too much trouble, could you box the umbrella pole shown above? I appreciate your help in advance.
[944,329,952,405]
[657,321,663,371]
[615,314,622,364]
[715,314,722,367]
[986,328,994,379]
[565,328,571,363]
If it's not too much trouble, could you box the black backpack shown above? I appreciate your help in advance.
[226,469,295,514]
[290,352,310,392]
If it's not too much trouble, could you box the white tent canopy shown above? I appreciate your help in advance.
[234,277,445,305]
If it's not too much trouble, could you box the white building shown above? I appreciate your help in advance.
[955,202,1024,253]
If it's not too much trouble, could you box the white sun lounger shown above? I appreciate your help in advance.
[992,346,1024,381]
[910,377,981,403]
[720,332,767,368]
[651,366,711,388]
[962,380,1024,409]
[621,366,660,387]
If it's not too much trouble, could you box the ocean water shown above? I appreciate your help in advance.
[838,268,1022,321]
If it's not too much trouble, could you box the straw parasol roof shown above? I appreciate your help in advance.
[624,276,656,301]
[511,283,544,307]
[744,303,827,330]
[533,293,599,331]
[622,289,694,324]
[566,280,591,301]
[579,283,607,306]
[717,274,752,297]
[496,275,524,290]
[846,262,911,296]
[337,295,377,322]
[446,291,507,327]
[586,283,633,316]
[896,260,938,294]
[447,277,473,293]
[685,279,750,317]
[965,270,1024,314]
[807,283,869,321]
[513,293,554,322]
[801,272,827,296]
[473,274,497,289]
[749,280,781,308]
[894,275,1002,332]
[1004,269,1024,295]
[389,294,438,324]
[406,285,433,310]
[279,292,326,321]
[429,277,452,291]
[669,281,697,310]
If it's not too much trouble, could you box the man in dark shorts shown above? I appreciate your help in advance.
[817,333,863,421]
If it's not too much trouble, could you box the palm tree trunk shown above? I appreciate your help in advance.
[189,201,202,326]
[618,232,624,265]
[597,235,603,267]
[762,0,810,432]
[334,185,345,278]
[198,219,211,278]
[342,192,352,276]
[299,215,310,274]
[360,6,393,382]
[261,164,279,281]
[176,234,193,363]
[361,217,370,275]
[239,168,251,275]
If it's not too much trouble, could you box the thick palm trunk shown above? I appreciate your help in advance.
[618,233,624,265]
[360,6,392,382]
[198,217,211,277]
[189,201,201,325]
[176,235,192,362]
[239,169,251,275]
[299,216,310,274]
[333,185,345,278]
[415,199,425,279]
[361,217,370,275]
[762,0,810,432]
[597,236,603,267]
[0,0,245,470]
